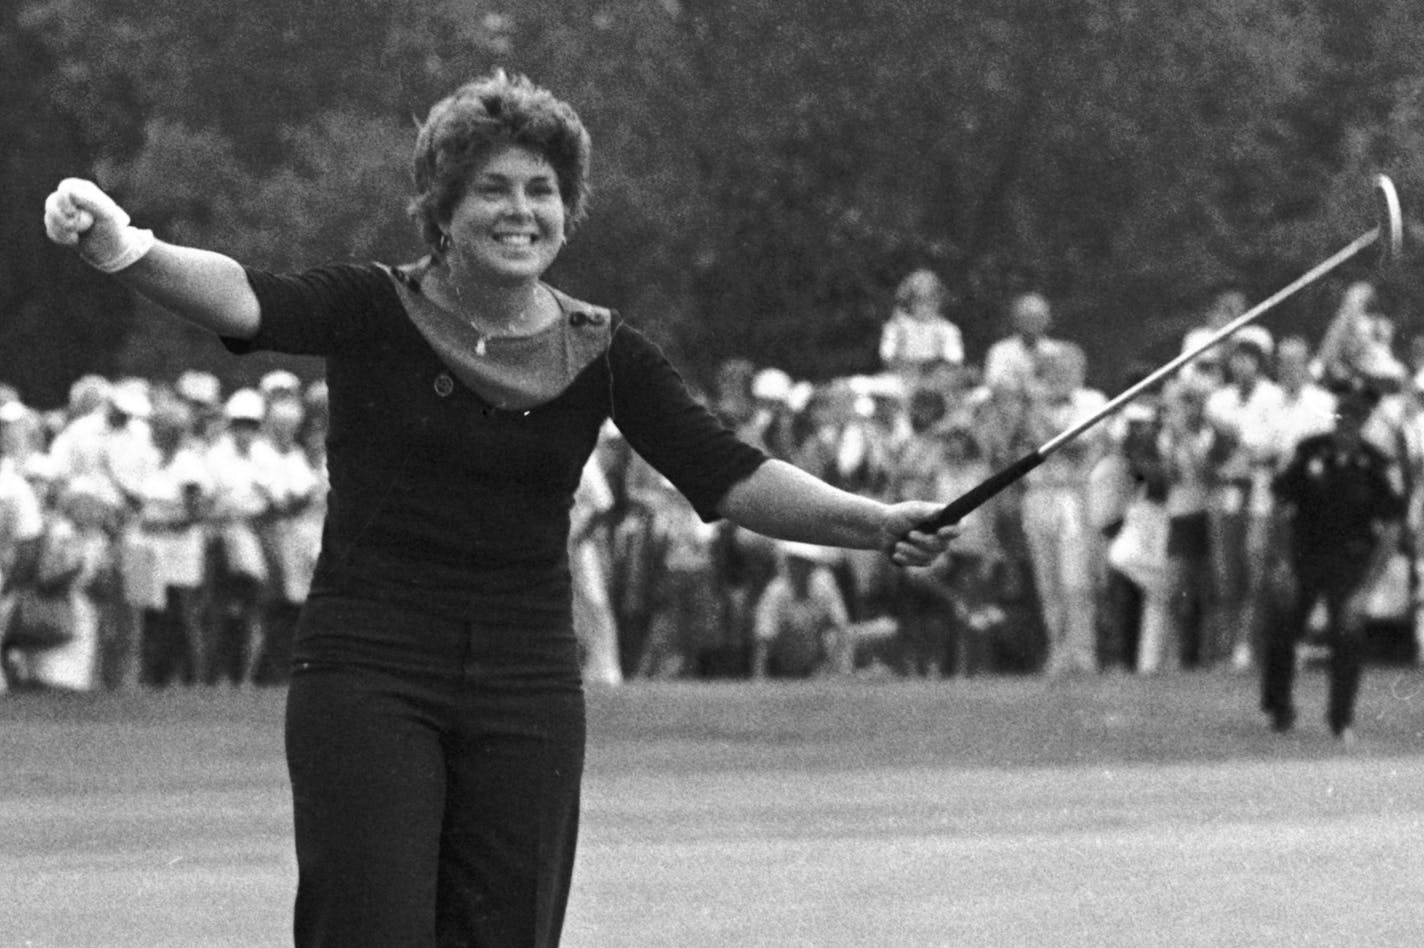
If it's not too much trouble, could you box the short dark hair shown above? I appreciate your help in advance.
[409,71,592,253]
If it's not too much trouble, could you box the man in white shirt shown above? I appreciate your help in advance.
[983,291,1064,394]
[1019,342,1110,674]
[49,379,153,690]
[1272,336,1336,465]
[1204,328,1284,671]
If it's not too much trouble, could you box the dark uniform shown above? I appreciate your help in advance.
[1264,387,1403,737]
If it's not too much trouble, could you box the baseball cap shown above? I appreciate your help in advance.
[224,388,266,422]
[260,370,302,398]
[176,370,221,407]
[110,379,152,419]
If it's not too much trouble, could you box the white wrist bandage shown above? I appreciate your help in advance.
[85,226,156,274]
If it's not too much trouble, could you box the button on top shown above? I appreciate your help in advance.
[434,373,454,397]
[569,310,606,328]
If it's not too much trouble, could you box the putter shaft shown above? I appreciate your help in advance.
[916,226,1382,533]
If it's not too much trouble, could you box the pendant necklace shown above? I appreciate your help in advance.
[473,303,532,356]
[446,268,532,357]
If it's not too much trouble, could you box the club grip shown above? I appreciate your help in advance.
[912,451,1046,533]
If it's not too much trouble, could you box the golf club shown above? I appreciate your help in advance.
[915,174,1407,533]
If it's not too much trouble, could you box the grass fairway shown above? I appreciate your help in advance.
[3,666,1423,946]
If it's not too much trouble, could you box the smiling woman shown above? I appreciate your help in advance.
[41,70,959,947]
[423,146,568,352]
[440,150,565,283]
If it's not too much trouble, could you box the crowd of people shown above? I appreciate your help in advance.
[572,270,1424,686]
[3,272,1422,693]
[0,369,326,693]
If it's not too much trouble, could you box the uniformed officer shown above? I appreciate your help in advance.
[1263,376,1404,741]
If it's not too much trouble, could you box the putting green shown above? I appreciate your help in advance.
[3,669,1422,946]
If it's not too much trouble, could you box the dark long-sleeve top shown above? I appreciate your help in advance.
[1272,432,1402,560]
[225,262,766,629]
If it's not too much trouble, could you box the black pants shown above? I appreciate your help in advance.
[1099,567,1144,672]
[208,573,263,685]
[1261,555,1370,734]
[285,596,585,947]
[255,599,300,686]
[891,578,942,677]
[140,587,205,687]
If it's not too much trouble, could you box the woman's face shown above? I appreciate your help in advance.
[445,145,566,286]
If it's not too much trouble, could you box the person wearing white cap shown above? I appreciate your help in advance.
[222,388,266,426]
[203,387,281,686]
[176,370,222,408]
[257,395,322,685]
[42,71,957,947]
[260,369,302,399]
[1203,326,1285,672]
[746,366,799,460]
[111,377,153,420]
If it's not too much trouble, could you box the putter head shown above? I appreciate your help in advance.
[1374,174,1405,267]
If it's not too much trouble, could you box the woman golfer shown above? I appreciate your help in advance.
[43,71,958,947]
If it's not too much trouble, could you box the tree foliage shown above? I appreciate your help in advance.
[3,0,1422,404]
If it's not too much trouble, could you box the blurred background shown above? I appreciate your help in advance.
[3,0,1423,405]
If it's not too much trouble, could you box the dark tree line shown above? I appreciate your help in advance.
[3,0,1422,406]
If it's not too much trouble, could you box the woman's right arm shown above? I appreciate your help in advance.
[44,178,260,339]
[111,242,260,339]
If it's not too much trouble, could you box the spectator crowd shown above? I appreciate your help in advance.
[0,369,326,693]
[3,271,1423,692]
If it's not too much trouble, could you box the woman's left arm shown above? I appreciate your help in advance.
[604,323,955,565]
[717,458,957,567]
